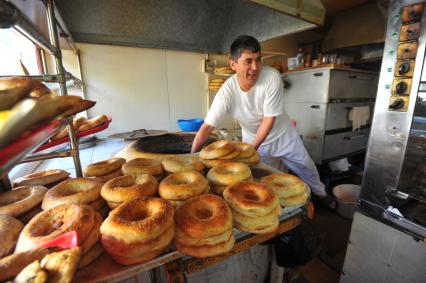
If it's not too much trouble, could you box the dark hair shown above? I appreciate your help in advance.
[230,35,261,61]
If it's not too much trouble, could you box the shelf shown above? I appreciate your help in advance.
[73,162,305,282]
[35,116,112,153]
[211,73,234,76]
[282,63,351,74]
[74,208,303,283]
[0,119,68,176]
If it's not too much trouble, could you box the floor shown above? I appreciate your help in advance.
[284,161,364,283]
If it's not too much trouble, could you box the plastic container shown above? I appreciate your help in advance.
[177,118,204,132]
[332,184,361,219]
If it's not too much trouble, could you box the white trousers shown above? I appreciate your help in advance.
[256,127,327,198]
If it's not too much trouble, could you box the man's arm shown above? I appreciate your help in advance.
[251,116,276,150]
[191,122,215,153]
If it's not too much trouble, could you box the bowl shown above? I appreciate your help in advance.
[177,118,204,132]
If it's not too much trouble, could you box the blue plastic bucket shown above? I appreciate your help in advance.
[177,118,204,132]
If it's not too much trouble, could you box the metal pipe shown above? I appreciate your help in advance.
[0,0,57,55]
[46,0,82,177]
[0,74,64,82]
[20,149,76,163]
[53,4,78,54]
[76,51,87,99]
[40,49,49,75]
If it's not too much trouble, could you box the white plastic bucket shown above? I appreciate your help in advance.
[332,184,361,219]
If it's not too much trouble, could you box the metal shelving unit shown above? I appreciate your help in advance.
[0,0,85,189]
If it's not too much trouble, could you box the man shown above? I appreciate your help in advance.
[191,35,334,207]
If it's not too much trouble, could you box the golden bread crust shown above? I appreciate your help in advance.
[199,140,234,160]
[159,171,208,200]
[279,191,309,207]
[0,215,24,258]
[93,168,123,183]
[78,242,104,269]
[15,204,95,253]
[232,141,256,159]
[122,158,163,176]
[83,157,126,177]
[42,178,102,210]
[207,162,252,186]
[174,194,232,239]
[175,226,232,247]
[201,158,234,168]
[174,232,235,258]
[101,223,174,257]
[235,217,279,234]
[232,205,281,232]
[101,174,158,205]
[40,247,82,283]
[161,156,204,173]
[13,169,69,187]
[110,248,165,265]
[100,197,174,243]
[0,186,48,217]
[76,114,108,132]
[81,212,103,254]
[260,173,306,198]
[223,181,278,217]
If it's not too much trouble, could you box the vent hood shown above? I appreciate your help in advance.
[322,2,386,52]
[54,0,324,53]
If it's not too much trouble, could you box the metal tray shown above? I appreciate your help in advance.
[108,129,168,140]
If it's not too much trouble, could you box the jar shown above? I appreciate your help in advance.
[329,54,338,64]
[304,53,312,68]
[317,53,322,65]
[322,54,329,65]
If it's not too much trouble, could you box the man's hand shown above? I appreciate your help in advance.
[251,116,276,150]
[191,123,215,153]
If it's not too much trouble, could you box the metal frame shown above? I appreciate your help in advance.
[0,0,83,177]
[46,0,82,176]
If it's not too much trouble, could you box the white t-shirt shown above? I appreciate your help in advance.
[205,66,292,145]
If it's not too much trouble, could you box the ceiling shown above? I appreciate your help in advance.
[320,0,371,14]
[54,0,318,53]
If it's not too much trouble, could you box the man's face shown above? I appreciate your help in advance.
[230,50,262,89]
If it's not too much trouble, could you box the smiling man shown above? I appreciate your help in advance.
[191,35,334,207]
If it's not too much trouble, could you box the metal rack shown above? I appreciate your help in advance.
[0,0,85,188]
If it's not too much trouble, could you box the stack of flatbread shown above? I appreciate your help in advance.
[214,66,234,74]
[199,140,260,168]
[0,77,96,147]
[209,78,226,92]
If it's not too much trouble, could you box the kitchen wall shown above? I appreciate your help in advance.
[62,43,208,136]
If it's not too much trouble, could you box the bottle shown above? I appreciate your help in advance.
[296,48,304,68]
[305,53,312,68]
[317,53,322,66]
